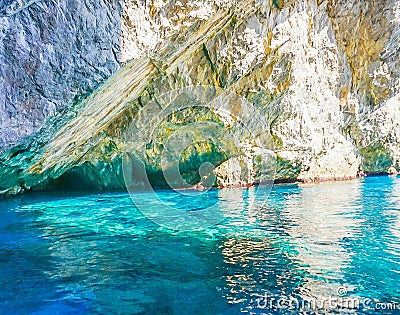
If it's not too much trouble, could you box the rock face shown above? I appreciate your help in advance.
[0,0,399,195]
[0,0,124,150]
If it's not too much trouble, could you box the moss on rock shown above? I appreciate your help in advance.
[359,142,393,174]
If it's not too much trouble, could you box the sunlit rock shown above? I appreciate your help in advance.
[0,0,399,195]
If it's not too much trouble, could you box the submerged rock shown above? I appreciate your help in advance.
[0,0,399,195]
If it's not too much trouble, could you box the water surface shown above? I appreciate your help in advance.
[0,176,399,314]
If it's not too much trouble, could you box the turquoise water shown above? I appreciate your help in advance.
[0,176,399,314]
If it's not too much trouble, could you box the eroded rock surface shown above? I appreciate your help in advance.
[0,0,125,149]
[0,0,399,195]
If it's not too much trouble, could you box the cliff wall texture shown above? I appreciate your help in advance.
[0,0,399,195]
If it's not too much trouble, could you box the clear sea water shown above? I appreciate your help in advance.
[0,176,399,314]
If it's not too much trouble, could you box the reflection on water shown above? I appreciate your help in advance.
[285,180,363,299]
[0,177,399,314]
[343,176,400,304]
[389,177,400,244]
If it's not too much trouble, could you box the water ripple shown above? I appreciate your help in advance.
[0,176,399,314]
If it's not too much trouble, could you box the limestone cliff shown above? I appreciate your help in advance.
[0,0,399,195]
